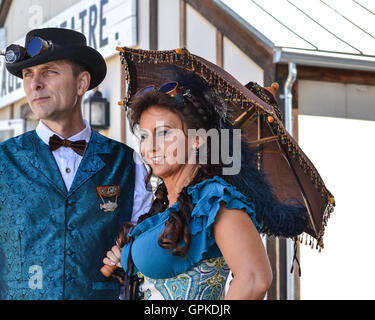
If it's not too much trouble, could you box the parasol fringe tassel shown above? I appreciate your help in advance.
[316,200,335,250]
[297,195,335,252]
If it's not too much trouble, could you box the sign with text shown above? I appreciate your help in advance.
[0,0,137,109]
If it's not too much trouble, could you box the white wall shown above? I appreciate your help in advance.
[299,80,375,121]
[298,80,375,299]
[158,0,180,50]
[137,0,150,50]
[223,36,264,85]
[186,5,216,63]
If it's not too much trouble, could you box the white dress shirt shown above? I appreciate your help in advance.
[35,120,152,223]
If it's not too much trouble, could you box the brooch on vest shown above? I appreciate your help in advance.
[96,185,120,212]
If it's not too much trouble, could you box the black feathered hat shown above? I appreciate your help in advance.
[5,28,106,90]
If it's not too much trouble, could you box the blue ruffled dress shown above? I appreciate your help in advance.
[120,176,260,300]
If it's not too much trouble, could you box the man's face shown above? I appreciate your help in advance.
[22,60,84,121]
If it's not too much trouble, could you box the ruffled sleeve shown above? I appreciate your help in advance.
[186,176,260,264]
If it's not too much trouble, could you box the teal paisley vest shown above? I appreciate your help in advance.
[0,130,135,299]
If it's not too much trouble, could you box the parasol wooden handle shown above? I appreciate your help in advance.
[100,264,118,278]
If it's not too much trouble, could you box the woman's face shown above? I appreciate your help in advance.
[139,105,195,179]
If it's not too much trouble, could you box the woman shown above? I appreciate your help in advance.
[104,68,307,300]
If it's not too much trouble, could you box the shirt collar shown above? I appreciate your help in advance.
[36,119,92,145]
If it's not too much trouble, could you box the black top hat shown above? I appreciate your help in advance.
[6,28,106,90]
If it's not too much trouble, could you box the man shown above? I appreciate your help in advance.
[0,28,152,299]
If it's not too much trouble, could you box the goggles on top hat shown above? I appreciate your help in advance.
[1,37,53,64]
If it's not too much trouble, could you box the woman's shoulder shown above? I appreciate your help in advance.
[187,176,255,215]
[188,175,246,208]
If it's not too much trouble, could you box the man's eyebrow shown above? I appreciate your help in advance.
[23,63,59,73]
[40,63,59,69]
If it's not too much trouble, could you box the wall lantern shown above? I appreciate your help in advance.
[83,89,110,129]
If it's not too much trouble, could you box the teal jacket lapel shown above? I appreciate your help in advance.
[68,130,111,196]
[28,131,68,195]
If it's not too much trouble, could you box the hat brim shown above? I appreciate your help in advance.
[6,44,106,90]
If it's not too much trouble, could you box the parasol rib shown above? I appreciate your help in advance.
[233,107,255,128]
[249,135,286,146]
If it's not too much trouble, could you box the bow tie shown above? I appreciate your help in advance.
[49,134,87,156]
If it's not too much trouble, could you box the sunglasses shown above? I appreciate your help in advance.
[1,37,53,64]
[134,81,180,98]
[134,81,187,108]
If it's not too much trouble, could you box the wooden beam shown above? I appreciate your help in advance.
[120,56,126,143]
[279,238,287,300]
[278,63,375,86]
[9,103,14,120]
[179,0,186,48]
[0,0,12,27]
[216,29,223,68]
[266,237,280,300]
[149,0,158,50]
